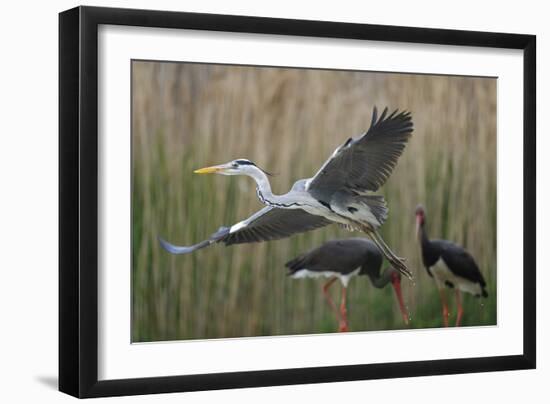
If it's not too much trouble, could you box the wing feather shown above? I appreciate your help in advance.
[222,206,332,245]
[307,106,413,198]
[159,207,332,254]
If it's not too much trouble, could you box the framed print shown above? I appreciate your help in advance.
[59,6,536,398]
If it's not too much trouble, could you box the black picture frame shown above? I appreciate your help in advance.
[59,5,536,398]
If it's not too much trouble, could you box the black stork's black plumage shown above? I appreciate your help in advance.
[415,205,488,327]
[285,238,409,332]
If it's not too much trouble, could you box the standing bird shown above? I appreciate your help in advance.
[415,205,488,327]
[159,107,414,279]
[285,238,410,332]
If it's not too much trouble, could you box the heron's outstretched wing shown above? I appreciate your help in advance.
[159,207,332,255]
[221,206,332,245]
[306,107,413,198]
[158,227,227,255]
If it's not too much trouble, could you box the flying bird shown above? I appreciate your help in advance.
[415,205,488,327]
[159,107,414,279]
[285,238,410,332]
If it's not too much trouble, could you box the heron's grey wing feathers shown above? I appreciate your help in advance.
[158,207,332,255]
[222,206,332,245]
[158,237,211,254]
[307,107,413,198]
[158,226,231,255]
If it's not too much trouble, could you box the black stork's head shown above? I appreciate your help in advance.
[362,242,409,325]
[365,263,409,325]
[194,159,273,177]
[415,204,426,240]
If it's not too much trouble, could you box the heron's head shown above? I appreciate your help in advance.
[415,204,425,240]
[194,159,272,177]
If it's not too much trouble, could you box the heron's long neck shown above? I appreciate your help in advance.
[247,168,282,206]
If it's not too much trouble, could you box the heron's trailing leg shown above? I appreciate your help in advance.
[322,277,341,330]
[455,289,463,327]
[438,288,449,327]
[339,286,349,332]
[368,230,413,280]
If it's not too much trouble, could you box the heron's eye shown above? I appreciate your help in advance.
[231,163,239,168]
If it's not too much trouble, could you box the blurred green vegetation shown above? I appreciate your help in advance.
[131,62,497,342]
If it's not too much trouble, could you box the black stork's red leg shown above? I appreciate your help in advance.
[391,272,410,325]
[322,277,341,330]
[438,287,450,327]
[455,289,464,327]
[339,286,349,332]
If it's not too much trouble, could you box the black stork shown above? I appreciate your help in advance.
[415,205,488,327]
[285,238,409,332]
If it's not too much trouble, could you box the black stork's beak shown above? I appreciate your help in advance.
[415,214,422,241]
[390,272,410,325]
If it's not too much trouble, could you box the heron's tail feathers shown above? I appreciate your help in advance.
[359,195,388,226]
[335,192,388,227]
[367,230,413,280]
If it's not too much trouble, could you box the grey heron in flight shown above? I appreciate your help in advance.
[159,107,414,279]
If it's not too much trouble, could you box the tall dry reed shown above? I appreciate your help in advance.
[132,61,496,341]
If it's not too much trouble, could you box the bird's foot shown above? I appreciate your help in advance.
[338,322,349,332]
[390,257,413,280]
[442,309,450,327]
[402,313,410,326]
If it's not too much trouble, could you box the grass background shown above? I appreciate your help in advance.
[131,61,497,342]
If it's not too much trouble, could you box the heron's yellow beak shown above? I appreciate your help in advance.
[194,165,225,174]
